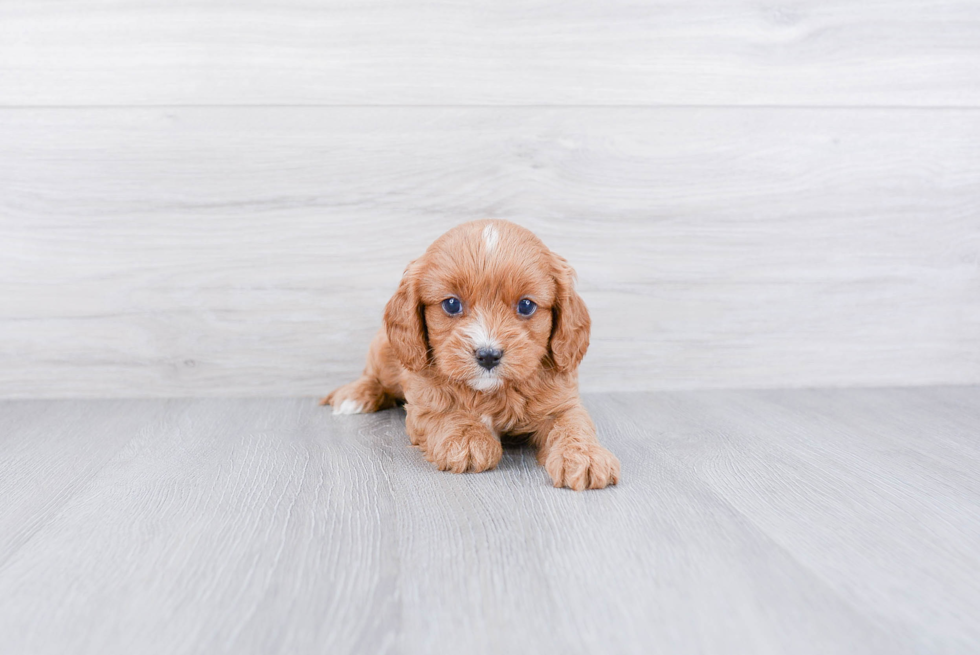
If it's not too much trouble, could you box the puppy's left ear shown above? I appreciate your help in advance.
[549,253,591,372]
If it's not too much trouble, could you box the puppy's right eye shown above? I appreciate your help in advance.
[441,297,462,315]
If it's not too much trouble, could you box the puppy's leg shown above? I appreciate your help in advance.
[321,376,393,415]
[408,407,502,473]
[321,328,402,414]
[534,403,620,490]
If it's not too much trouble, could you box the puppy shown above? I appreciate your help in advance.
[322,220,620,490]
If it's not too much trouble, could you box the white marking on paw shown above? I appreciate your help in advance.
[481,414,499,437]
[333,399,365,415]
[482,224,499,253]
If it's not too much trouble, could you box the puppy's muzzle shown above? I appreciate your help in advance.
[475,347,503,371]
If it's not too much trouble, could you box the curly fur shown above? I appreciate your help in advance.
[322,219,620,490]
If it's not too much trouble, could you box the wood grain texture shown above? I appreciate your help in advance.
[1,107,978,398]
[1,1,979,107]
[0,399,168,564]
[0,388,977,654]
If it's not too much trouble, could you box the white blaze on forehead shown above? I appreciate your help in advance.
[482,224,499,253]
[462,311,500,351]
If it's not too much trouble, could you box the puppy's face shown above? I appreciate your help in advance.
[384,220,590,390]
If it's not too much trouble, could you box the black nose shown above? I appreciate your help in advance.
[475,347,503,371]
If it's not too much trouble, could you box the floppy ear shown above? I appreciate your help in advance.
[549,254,591,372]
[383,261,429,372]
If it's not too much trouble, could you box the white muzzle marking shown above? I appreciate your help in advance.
[463,313,500,353]
[469,374,503,392]
[463,312,503,392]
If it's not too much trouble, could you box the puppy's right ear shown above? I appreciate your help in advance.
[383,261,429,372]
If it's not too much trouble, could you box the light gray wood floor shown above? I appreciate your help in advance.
[1,387,978,654]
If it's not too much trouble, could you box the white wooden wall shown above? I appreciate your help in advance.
[1,1,978,398]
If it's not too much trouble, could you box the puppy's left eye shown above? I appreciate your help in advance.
[517,298,537,316]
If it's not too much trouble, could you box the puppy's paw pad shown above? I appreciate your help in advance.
[429,427,503,474]
[546,443,620,491]
[332,399,365,415]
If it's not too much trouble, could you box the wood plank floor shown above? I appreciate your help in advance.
[1,388,977,654]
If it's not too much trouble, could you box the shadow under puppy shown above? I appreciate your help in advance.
[323,219,620,490]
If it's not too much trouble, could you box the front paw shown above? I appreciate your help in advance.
[545,441,621,491]
[427,424,503,474]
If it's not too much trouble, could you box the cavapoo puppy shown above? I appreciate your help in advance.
[322,219,620,490]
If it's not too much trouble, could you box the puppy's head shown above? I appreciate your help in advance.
[384,220,590,391]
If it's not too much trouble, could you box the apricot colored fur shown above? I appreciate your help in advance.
[322,220,620,490]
